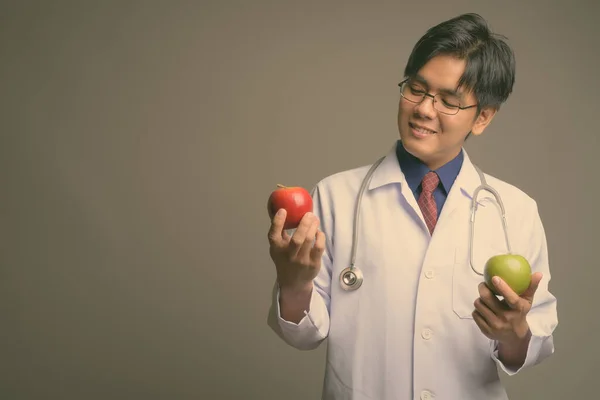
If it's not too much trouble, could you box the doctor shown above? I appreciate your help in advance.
[266,13,558,400]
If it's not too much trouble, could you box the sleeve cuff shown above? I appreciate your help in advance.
[491,336,534,375]
[271,283,330,349]
[490,331,554,375]
[276,284,329,335]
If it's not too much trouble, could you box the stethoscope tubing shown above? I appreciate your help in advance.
[338,156,513,291]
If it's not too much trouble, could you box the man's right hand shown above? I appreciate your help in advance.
[267,209,326,295]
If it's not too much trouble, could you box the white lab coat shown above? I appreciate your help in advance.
[267,143,558,400]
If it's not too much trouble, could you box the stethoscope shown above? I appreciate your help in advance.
[339,155,512,291]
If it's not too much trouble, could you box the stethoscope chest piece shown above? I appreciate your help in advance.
[339,267,363,291]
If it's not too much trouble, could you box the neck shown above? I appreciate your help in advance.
[421,149,461,171]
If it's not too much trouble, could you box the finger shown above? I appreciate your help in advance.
[478,282,506,315]
[472,310,493,339]
[267,209,287,246]
[288,213,316,256]
[297,217,320,260]
[491,276,523,310]
[520,272,543,304]
[310,230,326,264]
[473,298,501,326]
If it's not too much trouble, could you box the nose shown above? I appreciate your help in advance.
[413,94,437,119]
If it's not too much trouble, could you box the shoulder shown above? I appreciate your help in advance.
[304,161,379,223]
[478,170,541,217]
[476,170,549,260]
[311,162,374,199]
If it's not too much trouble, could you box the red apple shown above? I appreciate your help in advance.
[267,184,313,230]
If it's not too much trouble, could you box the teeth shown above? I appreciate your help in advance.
[413,125,435,134]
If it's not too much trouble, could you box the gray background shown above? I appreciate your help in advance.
[1,1,597,399]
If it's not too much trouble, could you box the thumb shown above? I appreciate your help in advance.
[521,272,543,303]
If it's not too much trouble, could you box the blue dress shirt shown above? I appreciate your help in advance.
[395,140,464,217]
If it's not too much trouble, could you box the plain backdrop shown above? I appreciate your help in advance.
[1,1,598,399]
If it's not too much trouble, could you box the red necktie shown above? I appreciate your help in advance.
[418,171,440,234]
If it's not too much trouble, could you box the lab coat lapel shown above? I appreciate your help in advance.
[368,144,405,190]
[367,144,423,216]
[436,149,483,230]
[367,145,485,236]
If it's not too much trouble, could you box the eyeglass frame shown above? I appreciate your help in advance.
[397,78,478,115]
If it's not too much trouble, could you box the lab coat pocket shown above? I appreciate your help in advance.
[451,245,503,320]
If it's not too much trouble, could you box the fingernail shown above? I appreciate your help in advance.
[277,209,285,216]
[492,276,500,285]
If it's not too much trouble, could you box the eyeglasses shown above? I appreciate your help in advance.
[397,78,478,115]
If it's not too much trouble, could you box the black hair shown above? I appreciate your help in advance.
[403,13,515,112]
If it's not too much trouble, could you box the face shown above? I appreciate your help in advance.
[397,54,496,170]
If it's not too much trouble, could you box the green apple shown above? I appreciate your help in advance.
[483,254,532,296]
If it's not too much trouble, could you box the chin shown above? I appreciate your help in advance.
[400,129,439,159]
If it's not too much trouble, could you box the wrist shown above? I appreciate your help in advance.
[279,280,313,299]
[277,281,313,324]
[501,327,532,348]
[497,328,531,369]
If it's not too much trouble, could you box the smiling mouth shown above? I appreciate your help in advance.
[409,122,437,135]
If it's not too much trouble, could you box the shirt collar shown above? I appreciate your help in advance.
[395,140,463,194]
[368,140,480,196]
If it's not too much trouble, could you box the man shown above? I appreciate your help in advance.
[266,13,558,400]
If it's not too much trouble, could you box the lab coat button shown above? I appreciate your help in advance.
[420,390,433,400]
[424,270,434,279]
[421,329,432,340]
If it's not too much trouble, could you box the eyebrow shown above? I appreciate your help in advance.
[413,74,464,98]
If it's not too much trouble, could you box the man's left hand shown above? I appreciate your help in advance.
[472,272,543,345]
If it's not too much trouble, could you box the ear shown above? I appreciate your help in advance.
[470,107,497,136]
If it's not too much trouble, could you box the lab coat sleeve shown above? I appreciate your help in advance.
[266,183,333,350]
[491,199,558,375]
